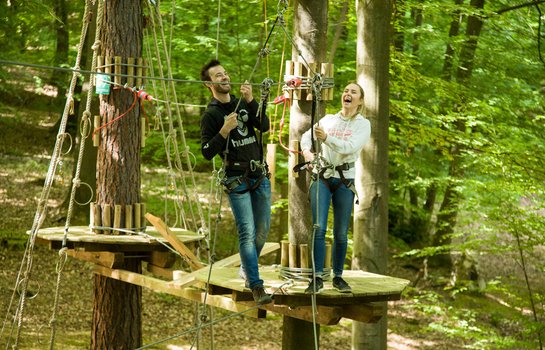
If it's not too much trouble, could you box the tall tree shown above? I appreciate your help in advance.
[91,0,144,348]
[352,1,391,349]
[431,0,485,267]
[49,0,69,89]
[284,0,328,348]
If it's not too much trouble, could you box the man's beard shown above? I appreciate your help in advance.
[214,81,231,94]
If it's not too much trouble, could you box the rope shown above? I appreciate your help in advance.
[0,1,96,348]
[136,280,293,350]
[216,0,222,60]
[0,58,279,87]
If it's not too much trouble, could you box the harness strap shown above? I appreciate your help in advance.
[221,161,269,194]
[310,162,359,204]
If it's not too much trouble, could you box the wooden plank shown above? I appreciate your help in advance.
[261,303,343,326]
[92,265,263,318]
[145,213,204,270]
[214,242,280,267]
[67,250,124,269]
[146,251,176,268]
[341,303,383,324]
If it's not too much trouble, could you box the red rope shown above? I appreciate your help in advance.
[92,87,138,137]
[276,97,302,154]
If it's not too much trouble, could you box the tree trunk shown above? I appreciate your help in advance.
[91,1,143,348]
[50,0,69,90]
[352,1,391,349]
[442,0,464,80]
[432,0,485,268]
[285,0,328,348]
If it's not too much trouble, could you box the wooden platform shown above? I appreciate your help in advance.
[32,225,201,251]
[32,225,410,326]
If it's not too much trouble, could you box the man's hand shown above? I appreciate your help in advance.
[220,112,238,138]
[240,81,253,103]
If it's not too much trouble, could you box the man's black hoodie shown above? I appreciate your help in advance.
[200,94,269,178]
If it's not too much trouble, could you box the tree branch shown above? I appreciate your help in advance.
[495,0,545,15]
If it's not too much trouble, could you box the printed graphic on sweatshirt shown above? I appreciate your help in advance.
[237,109,249,137]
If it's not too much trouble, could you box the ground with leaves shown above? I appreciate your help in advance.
[1,88,541,349]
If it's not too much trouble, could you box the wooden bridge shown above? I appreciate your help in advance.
[32,215,409,326]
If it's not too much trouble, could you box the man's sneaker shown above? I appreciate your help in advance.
[305,277,324,294]
[332,276,352,293]
[251,286,273,305]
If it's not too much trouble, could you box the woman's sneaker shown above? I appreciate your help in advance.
[251,286,272,305]
[305,277,324,294]
[332,277,352,293]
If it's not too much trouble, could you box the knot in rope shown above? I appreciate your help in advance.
[82,110,91,120]
[250,159,266,172]
[259,47,272,58]
[260,78,274,100]
[91,40,101,51]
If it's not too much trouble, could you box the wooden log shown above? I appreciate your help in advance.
[285,60,294,101]
[113,204,122,235]
[114,56,122,85]
[289,243,298,268]
[93,115,100,147]
[104,56,111,76]
[280,240,289,267]
[103,204,111,234]
[141,117,146,148]
[306,62,317,101]
[146,251,176,268]
[324,242,332,268]
[145,213,204,270]
[67,250,124,269]
[293,61,304,100]
[140,203,146,230]
[321,62,334,100]
[92,202,101,234]
[134,203,141,230]
[266,143,276,193]
[125,204,133,231]
[136,58,143,87]
[299,243,308,269]
[127,57,135,87]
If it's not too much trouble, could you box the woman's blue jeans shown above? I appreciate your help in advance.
[309,176,354,278]
[227,176,271,289]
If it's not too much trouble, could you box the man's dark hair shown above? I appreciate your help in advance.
[201,59,221,82]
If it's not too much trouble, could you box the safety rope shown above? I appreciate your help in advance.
[136,280,294,350]
[146,1,208,234]
[0,1,96,348]
[47,1,106,348]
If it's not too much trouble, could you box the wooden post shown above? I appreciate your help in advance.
[127,57,135,87]
[299,244,308,269]
[266,143,277,193]
[125,204,133,231]
[281,240,290,267]
[289,243,298,268]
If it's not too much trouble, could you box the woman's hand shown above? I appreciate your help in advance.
[314,125,327,142]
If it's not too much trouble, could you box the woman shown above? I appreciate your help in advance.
[300,82,371,293]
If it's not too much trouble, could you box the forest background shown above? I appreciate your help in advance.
[1,0,545,349]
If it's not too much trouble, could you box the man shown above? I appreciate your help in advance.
[200,59,272,305]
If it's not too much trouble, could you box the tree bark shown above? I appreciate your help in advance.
[91,1,143,348]
[285,0,328,348]
[352,1,391,349]
[50,0,69,89]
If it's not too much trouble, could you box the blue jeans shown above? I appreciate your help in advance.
[309,177,354,277]
[227,176,271,289]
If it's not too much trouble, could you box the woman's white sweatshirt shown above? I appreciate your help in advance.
[300,112,371,179]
